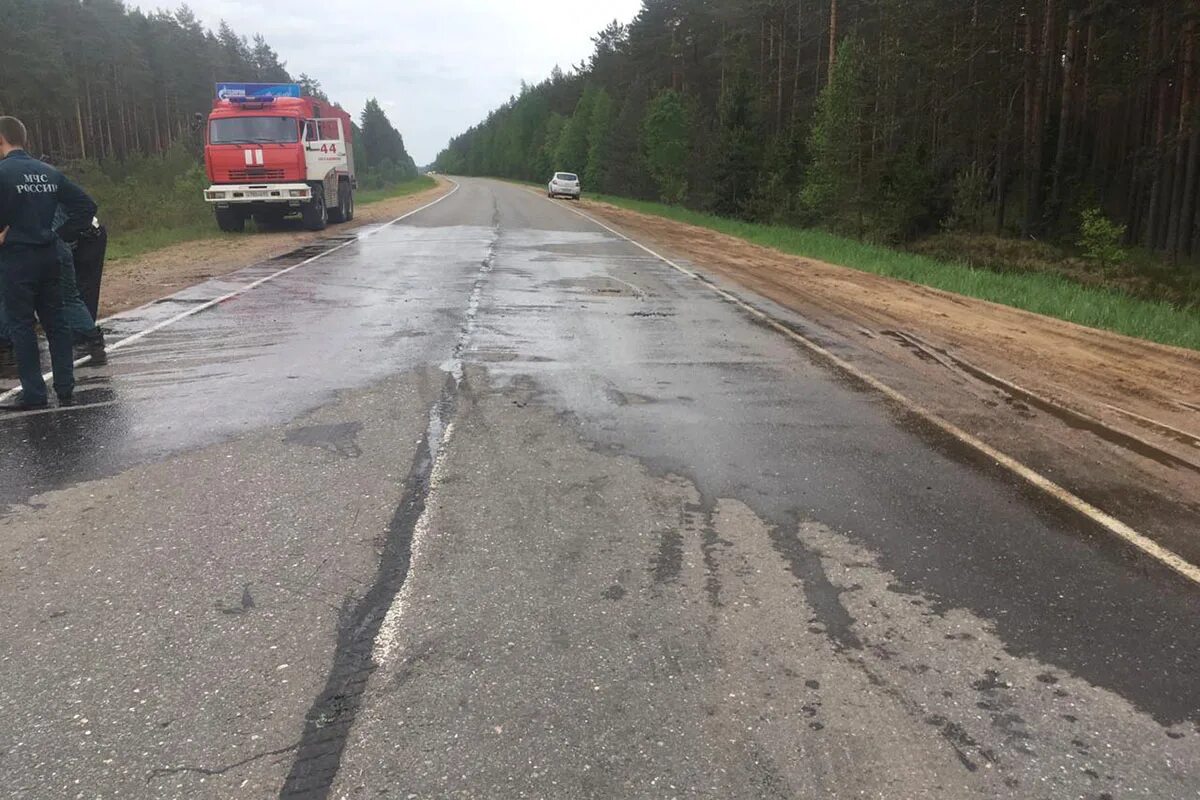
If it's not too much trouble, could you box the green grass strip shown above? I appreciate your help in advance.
[355,175,437,205]
[106,222,234,262]
[589,194,1200,352]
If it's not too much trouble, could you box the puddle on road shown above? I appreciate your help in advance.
[284,421,364,459]
[268,235,357,264]
[546,276,642,297]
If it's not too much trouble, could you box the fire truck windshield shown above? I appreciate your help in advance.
[210,116,299,144]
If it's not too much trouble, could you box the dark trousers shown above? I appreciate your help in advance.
[0,245,75,404]
[73,226,107,321]
[56,238,101,341]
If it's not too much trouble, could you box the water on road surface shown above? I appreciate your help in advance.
[1,179,1197,799]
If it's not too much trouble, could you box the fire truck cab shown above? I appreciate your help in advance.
[203,86,356,232]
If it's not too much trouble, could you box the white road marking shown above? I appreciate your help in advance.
[373,216,496,666]
[0,180,461,404]
[1100,402,1200,449]
[892,327,1200,469]
[545,193,1200,587]
[372,420,453,665]
[0,400,120,420]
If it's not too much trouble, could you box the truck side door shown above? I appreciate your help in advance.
[303,118,350,202]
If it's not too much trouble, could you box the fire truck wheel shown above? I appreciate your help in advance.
[328,183,350,224]
[214,207,245,233]
[302,188,328,231]
[345,188,355,222]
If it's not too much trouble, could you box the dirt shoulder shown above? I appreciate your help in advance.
[99,177,453,319]
[580,199,1200,565]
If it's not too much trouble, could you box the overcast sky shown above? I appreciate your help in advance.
[130,0,644,164]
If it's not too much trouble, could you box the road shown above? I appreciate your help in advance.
[0,177,1197,799]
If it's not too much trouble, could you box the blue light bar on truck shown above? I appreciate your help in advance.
[215,83,302,100]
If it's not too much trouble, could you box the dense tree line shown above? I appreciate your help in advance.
[0,0,296,160]
[0,0,416,182]
[357,99,419,185]
[436,0,1200,260]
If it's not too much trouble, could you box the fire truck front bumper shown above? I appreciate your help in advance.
[204,184,312,205]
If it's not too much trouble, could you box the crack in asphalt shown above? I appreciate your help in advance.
[146,742,300,783]
[277,200,501,799]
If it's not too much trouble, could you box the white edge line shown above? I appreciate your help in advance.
[895,328,1200,466]
[1100,402,1200,447]
[544,193,1200,587]
[0,179,461,404]
[0,399,120,420]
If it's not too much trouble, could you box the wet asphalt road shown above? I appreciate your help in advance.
[1,178,1198,799]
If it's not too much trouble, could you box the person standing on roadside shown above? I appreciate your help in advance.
[52,205,107,364]
[0,116,97,410]
[71,214,106,322]
[39,153,108,326]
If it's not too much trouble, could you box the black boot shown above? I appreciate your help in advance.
[78,330,108,366]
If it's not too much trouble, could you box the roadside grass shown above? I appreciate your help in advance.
[107,222,237,262]
[105,175,439,262]
[587,194,1200,352]
[355,174,437,205]
[910,231,1200,309]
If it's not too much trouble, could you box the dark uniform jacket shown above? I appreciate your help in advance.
[0,150,96,251]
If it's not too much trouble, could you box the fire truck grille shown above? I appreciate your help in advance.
[228,168,286,181]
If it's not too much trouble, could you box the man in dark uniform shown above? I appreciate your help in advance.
[52,205,107,363]
[72,215,107,322]
[0,116,97,410]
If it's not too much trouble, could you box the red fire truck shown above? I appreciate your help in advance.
[203,84,356,232]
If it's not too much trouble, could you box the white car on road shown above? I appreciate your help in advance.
[548,172,581,200]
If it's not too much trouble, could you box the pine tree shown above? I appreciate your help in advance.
[555,87,596,172]
[251,35,289,82]
[216,20,252,74]
[607,79,651,197]
[541,113,567,173]
[712,71,761,218]
[297,74,329,101]
[585,89,615,190]
[641,89,691,203]
[801,37,869,235]
[360,98,417,179]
